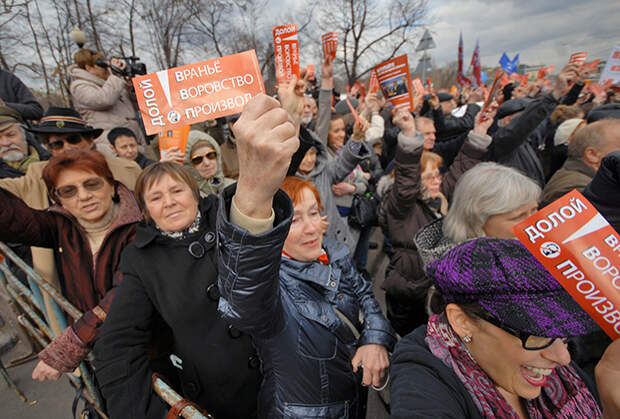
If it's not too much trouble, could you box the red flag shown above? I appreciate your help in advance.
[470,40,481,87]
[457,32,472,86]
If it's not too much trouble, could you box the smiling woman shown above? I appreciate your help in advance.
[93,162,261,418]
[390,238,604,418]
[0,149,142,382]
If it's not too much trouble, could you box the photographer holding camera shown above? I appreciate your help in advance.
[69,49,148,157]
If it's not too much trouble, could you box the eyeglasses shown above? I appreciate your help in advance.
[421,173,443,182]
[477,313,569,350]
[55,177,105,199]
[47,135,85,151]
[190,151,217,165]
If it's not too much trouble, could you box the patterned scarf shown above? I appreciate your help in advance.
[425,314,601,418]
[156,210,201,240]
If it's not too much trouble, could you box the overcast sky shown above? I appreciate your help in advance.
[273,0,619,71]
[422,0,619,69]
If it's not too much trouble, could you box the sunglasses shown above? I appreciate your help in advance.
[47,135,85,151]
[55,177,105,199]
[191,151,217,165]
[477,313,569,351]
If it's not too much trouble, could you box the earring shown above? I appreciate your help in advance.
[463,335,472,343]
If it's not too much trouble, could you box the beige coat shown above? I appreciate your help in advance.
[69,65,146,156]
[0,156,141,336]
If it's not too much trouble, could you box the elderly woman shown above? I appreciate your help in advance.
[93,162,260,418]
[378,106,496,336]
[391,238,604,418]
[415,162,540,269]
[218,176,396,418]
[184,130,234,196]
[0,149,142,380]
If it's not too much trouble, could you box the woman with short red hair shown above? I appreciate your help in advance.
[0,149,142,381]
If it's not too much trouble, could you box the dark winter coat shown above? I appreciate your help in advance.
[0,184,140,347]
[0,69,44,120]
[94,196,260,419]
[135,152,155,169]
[583,151,620,232]
[378,132,488,336]
[489,93,560,187]
[217,187,396,419]
[390,325,599,419]
[432,103,480,142]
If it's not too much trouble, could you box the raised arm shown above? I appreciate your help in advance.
[70,74,126,111]
[0,187,59,247]
[217,94,297,339]
[316,56,334,144]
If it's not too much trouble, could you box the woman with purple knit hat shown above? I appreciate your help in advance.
[390,238,620,418]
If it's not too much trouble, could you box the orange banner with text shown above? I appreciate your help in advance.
[373,55,413,111]
[322,32,338,60]
[132,50,264,135]
[273,24,300,83]
[512,190,620,340]
[158,125,191,158]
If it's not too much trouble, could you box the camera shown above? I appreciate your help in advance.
[109,56,147,78]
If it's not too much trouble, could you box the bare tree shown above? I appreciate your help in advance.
[315,0,429,86]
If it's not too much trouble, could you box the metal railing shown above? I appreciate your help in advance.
[0,241,211,418]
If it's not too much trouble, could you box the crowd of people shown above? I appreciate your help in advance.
[0,41,619,419]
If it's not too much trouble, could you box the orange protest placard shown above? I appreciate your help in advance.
[569,51,588,66]
[368,70,379,94]
[536,65,556,81]
[273,24,300,84]
[411,78,427,95]
[306,64,315,81]
[374,55,413,111]
[158,125,191,158]
[512,190,620,340]
[132,50,264,136]
[321,32,338,60]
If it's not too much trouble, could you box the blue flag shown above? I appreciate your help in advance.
[480,70,488,83]
[499,52,519,74]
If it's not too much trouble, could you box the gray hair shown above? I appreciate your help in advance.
[443,162,541,243]
[568,119,620,159]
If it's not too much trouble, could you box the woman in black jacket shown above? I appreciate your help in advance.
[93,162,261,418]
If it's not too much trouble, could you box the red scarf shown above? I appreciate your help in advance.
[282,249,329,265]
[425,314,601,418]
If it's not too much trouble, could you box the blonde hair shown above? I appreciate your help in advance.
[74,48,105,69]
[421,151,443,171]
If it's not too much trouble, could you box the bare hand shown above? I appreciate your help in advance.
[351,344,389,387]
[160,146,185,164]
[596,339,620,418]
[352,116,369,141]
[277,73,308,128]
[428,94,440,110]
[473,101,499,135]
[331,182,356,196]
[233,94,299,218]
[109,57,126,73]
[365,94,381,114]
[320,215,329,234]
[392,109,416,137]
[32,360,62,381]
[553,64,579,100]
[321,56,334,90]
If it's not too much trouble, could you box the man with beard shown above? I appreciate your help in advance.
[0,106,49,178]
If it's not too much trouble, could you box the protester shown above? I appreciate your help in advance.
[488,65,578,187]
[415,162,540,276]
[219,174,396,417]
[542,119,620,206]
[181,130,235,197]
[69,49,146,155]
[430,92,480,142]
[391,238,603,418]
[0,105,49,178]
[0,149,141,381]
[0,68,43,121]
[0,107,141,339]
[379,105,496,336]
[107,126,154,169]
[93,162,260,418]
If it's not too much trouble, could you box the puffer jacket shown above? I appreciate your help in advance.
[295,131,371,254]
[184,130,235,197]
[378,131,490,336]
[69,65,145,154]
[217,187,396,419]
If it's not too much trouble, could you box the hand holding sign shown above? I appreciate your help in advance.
[277,72,308,130]
[553,65,579,100]
[233,94,299,219]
